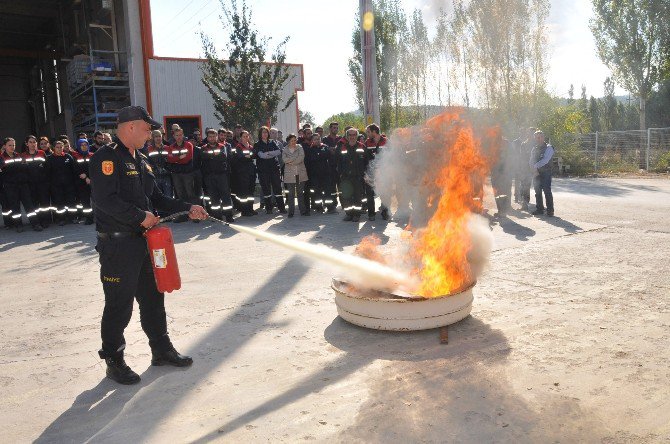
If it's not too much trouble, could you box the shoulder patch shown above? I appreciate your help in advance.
[102,160,114,175]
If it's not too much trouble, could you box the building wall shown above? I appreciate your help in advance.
[148,58,304,137]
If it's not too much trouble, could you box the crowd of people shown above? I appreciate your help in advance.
[0,121,392,232]
[0,119,555,234]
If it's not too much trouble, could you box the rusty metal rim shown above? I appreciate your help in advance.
[331,278,477,302]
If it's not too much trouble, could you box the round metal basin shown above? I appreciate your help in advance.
[332,278,475,331]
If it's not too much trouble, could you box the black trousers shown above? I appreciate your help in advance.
[534,171,554,212]
[171,172,198,204]
[258,169,285,211]
[303,179,312,213]
[4,182,38,227]
[194,170,204,205]
[235,170,256,214]
[364,184,376,216]
[1,190,12,227]
[97,236,171,357]
[50,182,76,222]
[76,181,93,221]
[310,172,332,211]
[29,182,52,225]
[203,173,234,218]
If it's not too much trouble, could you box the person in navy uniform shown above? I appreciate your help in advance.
[90,106,208,385]
[305,133,336,214]
[200,128,235,222]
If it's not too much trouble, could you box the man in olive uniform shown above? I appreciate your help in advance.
[90,106,208,385]
[337,128,368,222]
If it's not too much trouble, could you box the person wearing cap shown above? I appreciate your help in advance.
[530,130,555,217]
[89,105,208,385]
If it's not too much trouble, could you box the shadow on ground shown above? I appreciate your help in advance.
[552,178,660,197]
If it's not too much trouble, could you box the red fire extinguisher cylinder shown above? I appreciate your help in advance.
[144,225,182,293]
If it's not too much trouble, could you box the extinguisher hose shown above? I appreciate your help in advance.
[158,211,192,224]
[157,210,232,227]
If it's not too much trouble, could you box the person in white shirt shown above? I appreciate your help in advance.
[530,130,555,216]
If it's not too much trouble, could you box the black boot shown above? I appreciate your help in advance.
[381,208,389,220]
[151,346,193,367]
[103,355,140,385]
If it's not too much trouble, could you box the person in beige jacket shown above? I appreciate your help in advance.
[282,134,309,217]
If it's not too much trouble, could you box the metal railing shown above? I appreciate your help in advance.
[565,127,670,174]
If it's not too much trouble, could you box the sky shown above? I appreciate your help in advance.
[151,0,625,124]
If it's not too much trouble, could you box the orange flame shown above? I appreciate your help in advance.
[354,235,387,264]
[356,110,498,298]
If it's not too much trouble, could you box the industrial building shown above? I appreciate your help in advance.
[0,0,304,141]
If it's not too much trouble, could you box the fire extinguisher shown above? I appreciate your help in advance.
[145,225,181,293]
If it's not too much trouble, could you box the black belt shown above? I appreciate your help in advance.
[97,231,142,240]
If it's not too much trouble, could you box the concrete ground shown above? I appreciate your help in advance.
[1,177,669,443]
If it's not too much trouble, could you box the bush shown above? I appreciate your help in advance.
[653,150,670,172]
[556,142,594,175]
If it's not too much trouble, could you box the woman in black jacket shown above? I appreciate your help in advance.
[45,140,77,225]
[0,137,42,232]
[253,126,286,214]
[24,135,52,227]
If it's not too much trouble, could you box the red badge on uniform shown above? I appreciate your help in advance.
[102,161,114,175]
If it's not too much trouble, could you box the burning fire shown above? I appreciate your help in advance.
[358,110,499,298]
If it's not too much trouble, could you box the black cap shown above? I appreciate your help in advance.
[117,106,161,130]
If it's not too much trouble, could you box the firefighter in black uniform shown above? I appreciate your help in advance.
[147,129,173,201]
[337,128,368,222]
[305,133,336,214]
[24,135,52,227]
[301,127,314,214]
[0,137,42,232]
[322,122,341,212]
[73,139,94,224]
[253,126,286,214]
[200,128,235,222]
[45,140,77,225]
[233,130,257,216]
[90,106,208,385]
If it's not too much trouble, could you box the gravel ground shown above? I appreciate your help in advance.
[1,177,668,443]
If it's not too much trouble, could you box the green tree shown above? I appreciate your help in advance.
[299,110,316,127]
[320,112,365,133]
[589,96,601,132]
[200,0,295,135]
[578,85,589,113]
[590,0,670,130]
[601,77,619,130]
[567,84,575,105]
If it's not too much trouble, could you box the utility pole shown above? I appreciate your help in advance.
[360,0,380,127]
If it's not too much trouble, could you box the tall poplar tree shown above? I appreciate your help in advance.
[200,0,295,135]
[590,0,670,130]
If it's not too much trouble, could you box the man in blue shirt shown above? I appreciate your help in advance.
[530,130,554,217]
